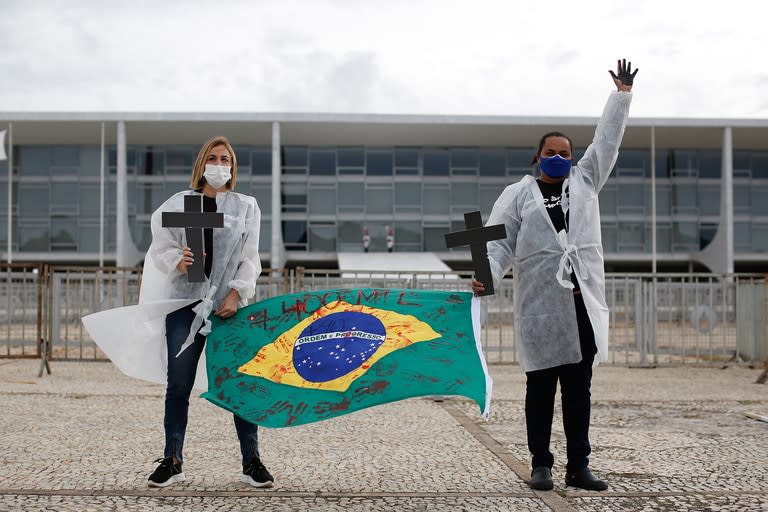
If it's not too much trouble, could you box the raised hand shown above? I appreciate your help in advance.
[609,58,638,92]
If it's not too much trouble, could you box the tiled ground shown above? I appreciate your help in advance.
[1,360,766,511]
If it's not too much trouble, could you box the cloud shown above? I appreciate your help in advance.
[0,0,767,118]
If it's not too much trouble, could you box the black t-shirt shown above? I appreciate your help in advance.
[536,179,579,291]
[536,179,568,232]
[203,195,216,279]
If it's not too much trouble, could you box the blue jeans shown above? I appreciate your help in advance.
[525,293,597,474]
[164,305,260,466]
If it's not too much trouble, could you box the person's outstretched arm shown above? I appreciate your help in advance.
[577,59,638,192]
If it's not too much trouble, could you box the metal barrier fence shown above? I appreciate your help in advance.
[1,263,766,366]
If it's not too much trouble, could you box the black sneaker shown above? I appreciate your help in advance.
[148,457,185,488]
[241,457,274,488]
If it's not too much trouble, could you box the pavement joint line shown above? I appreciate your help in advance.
[0,489,536,499]
[2,488,766,499]
[440,401,574,512]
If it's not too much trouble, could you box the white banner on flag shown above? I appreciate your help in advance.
[0,129,6,161]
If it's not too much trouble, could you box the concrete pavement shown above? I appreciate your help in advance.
[0,359,766,511]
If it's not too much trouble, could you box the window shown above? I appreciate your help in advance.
[615,149,648,177]
[423,185,450,215]
[79,222,101,252]
[259,221,271,253]
[393,221,421,252]
[136,182,165,216]
[672,221,698,251]
[617,221,644,251]
[507,149,533,176]
[309,149,336,176]
[309,222,336,251]
[451,148,477,176]
[654,223,672,252]
[655,149,670,178]
[282,220,307,249]
[752,152,768,179]
[338,147,364,175]
[281,183,307,213]
[617,183,645,215]
[697,185,720,216]
[365,184,393,215]
[338,220,365,251]
[250,183,272,212]
[282,146,307,175]
[251,148,272,176]
[451,182,478,208]
[600,184,617,215]
[309,185,336,215]
[699,223,717,250]
[18,185,48,218]
[165,147,195,170]
[19,220,49,251]
[337,182,364,213]
[698,151,721,179]
[751,186,768,216]
[423,225,450,251]
[670,150,699,177]
[50,181,79,215]
[478,149,506,176]
[734,221,751,250]
[653,184,671,215]
[394,148,419,175]
[601,222,617,252]
[479,185,504,214]
[366,150,393,176]
[671,182,697,214]
[234,147,251,169]
[137,147,165,176]
[752,223,768,252]
[423,149,449,176]
[19,147,51,176]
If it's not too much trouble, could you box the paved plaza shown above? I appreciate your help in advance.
[0,358,766,511]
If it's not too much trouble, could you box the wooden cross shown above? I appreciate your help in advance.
[444,211,507,296]
[162,195,224,282]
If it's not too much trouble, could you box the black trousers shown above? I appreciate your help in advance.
[524,293,597,473]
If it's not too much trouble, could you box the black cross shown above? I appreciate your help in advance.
[162,195,224,283]
[444,211,507,296]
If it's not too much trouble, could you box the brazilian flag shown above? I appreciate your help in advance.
[202,288,492,428]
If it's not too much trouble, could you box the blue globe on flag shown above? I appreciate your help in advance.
[293,312,386,383]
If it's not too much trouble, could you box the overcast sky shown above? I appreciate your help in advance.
[1,0,766,118]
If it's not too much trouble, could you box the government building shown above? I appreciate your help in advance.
[1,112,767,274]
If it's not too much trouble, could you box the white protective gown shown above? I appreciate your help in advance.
[83,190,261,389]
[486,91,632,372]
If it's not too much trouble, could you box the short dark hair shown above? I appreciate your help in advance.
[530,131,574,165]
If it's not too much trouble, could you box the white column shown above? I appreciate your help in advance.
[5,123,12,263]
[650,125,656,274]
[115,121,142,267]
[270,121,285,270]
[99,122,105,267]
[722,126,734,275]
[696,126,734,274]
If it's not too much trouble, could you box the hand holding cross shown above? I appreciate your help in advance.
[162,195,224,282]
[444,211,507,296]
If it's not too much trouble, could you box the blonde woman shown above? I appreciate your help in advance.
[143,136,273,489]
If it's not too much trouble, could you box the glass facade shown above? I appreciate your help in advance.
[2,141,768,264]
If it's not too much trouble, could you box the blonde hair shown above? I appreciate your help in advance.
[189,135,238,190]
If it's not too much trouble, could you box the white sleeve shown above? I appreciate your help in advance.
[147,196,184,275]
[576,91,632,192]
[486,183,523,291]
[227,196,262,303]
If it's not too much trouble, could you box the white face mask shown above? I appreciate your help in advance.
[203,164,232,189]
